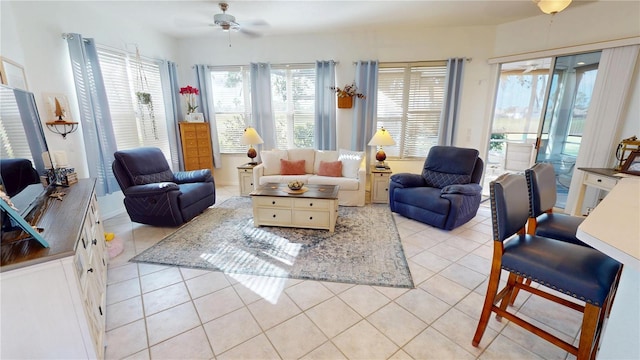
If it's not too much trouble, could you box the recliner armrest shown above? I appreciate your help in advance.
[173,169,213,184]
[390,173,427,188]
[441,183,482,196]
[124,182,180,197]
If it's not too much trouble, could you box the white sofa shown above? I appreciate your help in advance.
[252,148,366,206]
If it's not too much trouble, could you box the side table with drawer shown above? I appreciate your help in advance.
[571,167,622,216]
[371,166,392,204]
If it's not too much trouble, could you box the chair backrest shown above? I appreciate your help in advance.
[422,146,480,188]
[113,147,173,189]
[525,162,557,217]
[490,173,529,242]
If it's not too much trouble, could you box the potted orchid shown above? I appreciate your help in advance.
[179,85,199,114]
[330,83,365,108]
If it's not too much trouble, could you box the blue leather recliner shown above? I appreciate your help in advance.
[389,146,483,230]
[112,147,215,227]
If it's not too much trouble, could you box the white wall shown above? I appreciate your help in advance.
[1,1,178,218]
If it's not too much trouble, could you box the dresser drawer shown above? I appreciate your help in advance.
[293,210,330,227]
[584,172,618,190]
[255,208,292,224]
[293,198,331,210]
[254,197,293,208]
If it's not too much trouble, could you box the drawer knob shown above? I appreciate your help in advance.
[272,201,276,205]
[87,268,94,273]
[309,203,313,207]
[597,179,602,182]
[273,214,277,218]
[92,239,97,245]
[309,216,313,220]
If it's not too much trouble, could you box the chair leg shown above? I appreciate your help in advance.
[472,257,502,347]
[577,303,601,360]
[496,273,518,321]
[509,277,532,305]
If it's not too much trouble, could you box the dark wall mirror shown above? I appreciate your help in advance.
[0,84,53,248]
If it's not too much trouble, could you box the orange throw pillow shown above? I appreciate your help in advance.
[280,159,306,175]
[318,160,343,177]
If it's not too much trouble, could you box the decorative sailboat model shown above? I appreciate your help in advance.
[45,96,78,139]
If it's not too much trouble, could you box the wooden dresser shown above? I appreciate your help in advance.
[179,122,214,172]
[1,179,107,358]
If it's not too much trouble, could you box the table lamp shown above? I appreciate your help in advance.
[368,127,396,168]
[240,127,264,165]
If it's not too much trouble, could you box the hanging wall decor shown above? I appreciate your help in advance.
[331,82,365,109]
[134,46,158,140]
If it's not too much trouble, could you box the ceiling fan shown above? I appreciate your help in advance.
[211,2,266,38]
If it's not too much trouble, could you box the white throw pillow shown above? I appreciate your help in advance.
[338,149,364,179]
[261,150,288,175]
[313,150,339,174]
[287,148,315,174]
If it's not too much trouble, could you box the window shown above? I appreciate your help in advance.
[270,65,315,149]
[210,66,251,153]
[376,62,447,158]
[96,47,170,156]
[0,87,31,161]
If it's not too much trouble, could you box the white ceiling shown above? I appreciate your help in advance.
[88,0,593,40]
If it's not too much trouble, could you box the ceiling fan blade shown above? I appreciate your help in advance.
[174,17,213,28]
[243,19,269,27]
[239,27,262,38]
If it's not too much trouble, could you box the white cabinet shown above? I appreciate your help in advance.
[252,195,338,232]
[237,163,257,196]
[0,179,107,359]
[371,167,392,204]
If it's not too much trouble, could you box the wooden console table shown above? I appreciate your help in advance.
[570,167,623,216]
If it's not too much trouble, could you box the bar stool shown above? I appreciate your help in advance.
[472,173,622,359]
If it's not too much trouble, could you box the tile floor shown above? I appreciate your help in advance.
[103,185,582,359]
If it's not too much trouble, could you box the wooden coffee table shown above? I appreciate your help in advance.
[250,183,339,232]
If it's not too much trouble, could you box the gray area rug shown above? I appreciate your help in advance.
[130,197,414,288]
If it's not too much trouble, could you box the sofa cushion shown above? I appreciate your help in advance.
[318,160,342,177]
[280,159,306,175]
[308,175,360,190]
[287,148,315,174]
[114,147,174,185]
[314,150,339,174]
[338,149,364,179]
[261,150,288,175]
[422,146,479,188]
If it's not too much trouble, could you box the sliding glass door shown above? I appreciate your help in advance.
[484,51,602,209]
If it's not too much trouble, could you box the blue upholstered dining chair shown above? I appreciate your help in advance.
[388,146,483,230]
[112,147,215,227]
[472,172,622,360]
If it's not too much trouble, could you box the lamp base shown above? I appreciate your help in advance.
[375,161,390,169]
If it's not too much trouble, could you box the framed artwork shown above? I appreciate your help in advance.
[42,93,72,122]
[0,57,28,91]
[621,150,640,176]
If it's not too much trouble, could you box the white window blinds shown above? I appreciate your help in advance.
[270,65,315,149]
[96,47,170,156]
[210,66,251,153]
[377,62,447,158]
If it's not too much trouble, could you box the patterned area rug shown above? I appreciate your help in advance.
[130,197,414,288]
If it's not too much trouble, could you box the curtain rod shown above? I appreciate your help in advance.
[352,58,472,65]
[200,61,334,69]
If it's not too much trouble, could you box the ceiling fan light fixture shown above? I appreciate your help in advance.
[533,0,572,14]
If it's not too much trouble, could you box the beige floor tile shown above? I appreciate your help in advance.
[440,263,487,290]
[338,285,390,317]
[122,349,150,360]
[203,308,263,355]
[457,252,492,275]
[107,262,140,285]
[454,291,509,333]
[149,326,213,359]
[107,277,141,305]
[145,302,201,346]
[404,327,475,360]
[230,273,288,304]
[305,297,362,338]
[194,286,245,322]
[332,320,398,360]
[401,230,442,250]
[179,267,212,280]
[410,250,452,273]
[420,274,472,305]
[432,307,499,357]
[105,319,148,359]
[446,235,484,252]
[285,281,334,310]
[265,313,328,359]
[216,334,281,360]
[517,294,582,337]
[300,341,347,360]
[479,334,545,360]
[248,293,302,330]
[142,282,191,315]
[406,260,435,285]
[388,349,413,359]
[500,322,571,360]
[366,302,428,347]
[395,288,450,324]
[106,296,144,331]
[321,281,355,295]
[429,242,468,262]
[137,262,170,276]
[373,285,409,300]
[139,267,183,294]
[458,228,492,244]
[184,270,231,299]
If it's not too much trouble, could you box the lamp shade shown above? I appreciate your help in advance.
[367,127,396,147]
[240,127,264,145]
[533,0,572,14]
